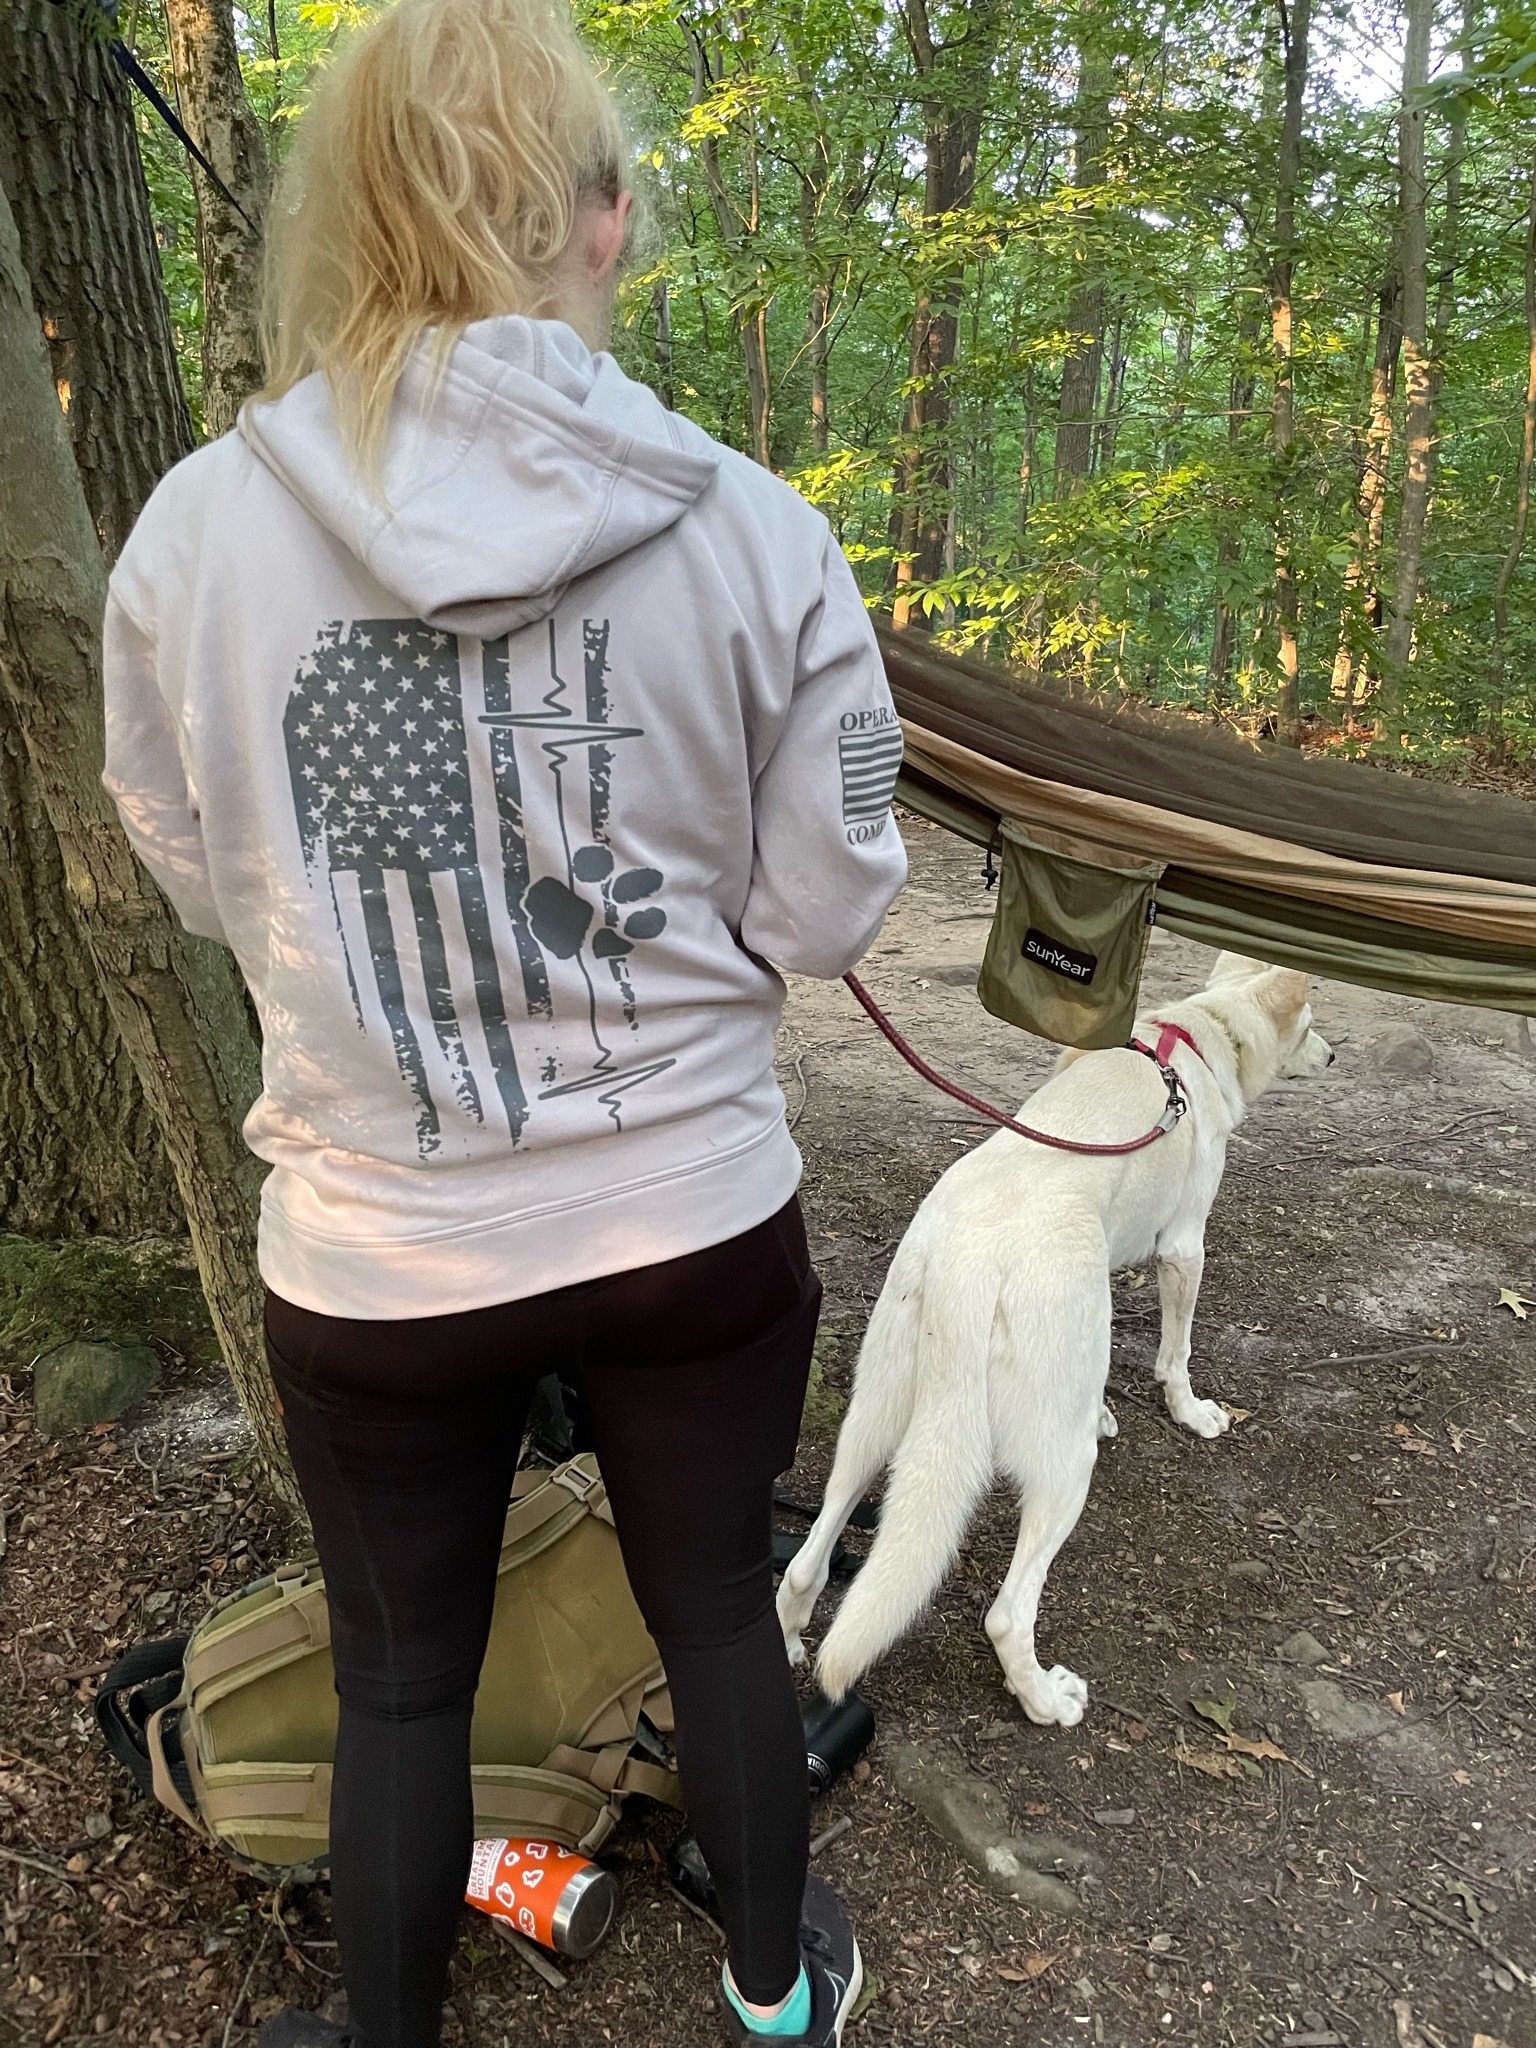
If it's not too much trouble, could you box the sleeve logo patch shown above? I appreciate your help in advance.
[839,723,903,827]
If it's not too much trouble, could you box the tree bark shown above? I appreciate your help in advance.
[891,0,999,625]
[805,275,831,455]
[1053,35,1111,498]
[1269,0,1310,748]
[0,178,294,1503]
[1490,162,1536,760]
[1330,268,1400,709]
[163,0,271,434]
[0,1,194,556]
[1209,303,1260,698]
[0,0,195,1236]
[689,29,773,466]
[1379,0,1434,743]
[651,275,674,411]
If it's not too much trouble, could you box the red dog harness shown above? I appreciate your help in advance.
[842,975,1207,1157]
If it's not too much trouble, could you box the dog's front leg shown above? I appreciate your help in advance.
[1152,1246,1229,1438]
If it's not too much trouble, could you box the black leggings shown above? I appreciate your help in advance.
[264,1199,819,2048]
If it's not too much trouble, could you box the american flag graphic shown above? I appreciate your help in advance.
[284,617,673,1157]
[838,721,904,826]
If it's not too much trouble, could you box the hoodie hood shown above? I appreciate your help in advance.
[241,316,721,640]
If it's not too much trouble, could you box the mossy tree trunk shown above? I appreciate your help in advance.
[0,0,196,1237]
[0,163,295,1506]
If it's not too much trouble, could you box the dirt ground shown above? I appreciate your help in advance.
[3,811,1534,2048]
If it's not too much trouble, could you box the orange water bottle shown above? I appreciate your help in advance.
[465,1837,618,1958]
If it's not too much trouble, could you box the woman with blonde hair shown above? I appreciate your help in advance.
[102,0,904,2041]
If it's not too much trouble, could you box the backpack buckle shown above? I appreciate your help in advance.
[554,1462,600,1504]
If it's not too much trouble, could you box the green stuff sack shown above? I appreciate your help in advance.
[114,1456,679,1880]
[977,823,1165,1050]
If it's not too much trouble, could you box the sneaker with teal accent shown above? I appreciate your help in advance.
[720,1873,862,2047]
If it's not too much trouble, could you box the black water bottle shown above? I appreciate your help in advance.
[801,1689,876,1797]
[666,1689,876,1925]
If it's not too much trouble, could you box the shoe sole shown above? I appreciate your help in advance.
[830,1939,863,2044]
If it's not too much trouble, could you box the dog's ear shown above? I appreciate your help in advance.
[1251,966,1311,1027]
[1206,952,1265,987]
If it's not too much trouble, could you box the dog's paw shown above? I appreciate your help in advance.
[782,1629,808,1668]
[1010,1663,1089,1728]
[1168,1393,1231,1439]
[1097,1402,1119,1440]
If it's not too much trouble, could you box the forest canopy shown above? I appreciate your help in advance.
[120,0,1536,762]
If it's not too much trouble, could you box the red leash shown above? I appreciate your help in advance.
[840,972,1195,1157]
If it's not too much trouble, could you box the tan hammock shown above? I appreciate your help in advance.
[881,629,1536,1017]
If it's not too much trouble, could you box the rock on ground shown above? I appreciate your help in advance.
[1371,1021,1435,1075]
[32,1338,158,1437]
[891,1741,1093,1912]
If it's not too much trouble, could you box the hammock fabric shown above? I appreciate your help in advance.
[880,628,1536,1018]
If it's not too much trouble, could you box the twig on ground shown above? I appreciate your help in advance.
[0,1846,76,1887]
[1299,1343,1463,1373]
[1392,1888,1531,1986]
[668,1885,728,1945]
[787,1055,810,1133]
[221,1919,274,2048]
[0,1749,72,1785]
[487,1917,566,1988]
[810,1815,852,1858]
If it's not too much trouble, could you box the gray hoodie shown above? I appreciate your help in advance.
[103,317,906,1317]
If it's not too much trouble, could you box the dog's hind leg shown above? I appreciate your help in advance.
[776,1437,887,1667]
[986,1428,1097,1727]
[1152,1245,1229,1438]
[776,1274,925,1664]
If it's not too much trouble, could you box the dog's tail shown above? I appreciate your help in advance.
[815,1257,995,1701]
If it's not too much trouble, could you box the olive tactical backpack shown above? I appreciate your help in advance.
[95,1455,681,1880]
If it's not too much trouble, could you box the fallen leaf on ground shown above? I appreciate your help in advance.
[1222,1731,1315,1778]
[1498,1288,1533,1320]
[1191,1692,1237,1735]
[1172,1743,1248,1779]
[849,1972,881,2021]
[998,1953,1058,1982]
[1451,1768,1472,1786]
[1443,1877,1483,1929]
[1471,2035,1510,2047]
[1386,1691,1407,1716]
[1222,1406,1253,1424]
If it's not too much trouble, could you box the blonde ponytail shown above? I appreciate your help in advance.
[259,0,626,469]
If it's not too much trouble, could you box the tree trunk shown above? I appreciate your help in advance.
[163,0,271,434]
[1490,162,1536,761]
[690,31,774,467]
[1379,0,1434,744]
[0,0,195,556]
[806,274,830,455]
[1269,0,1311,748]
[1018,361,1037,532]
[0,0,194,1235]
[1330,268,1400,708]
[651,275,674,411]
[1054,37,1110,497]
[891,0,999,624]
[1209,305,1260,698]
[0,178,294,1504]
[1096,310,1130,472]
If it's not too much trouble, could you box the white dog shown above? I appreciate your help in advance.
[778,955,1334,1727]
